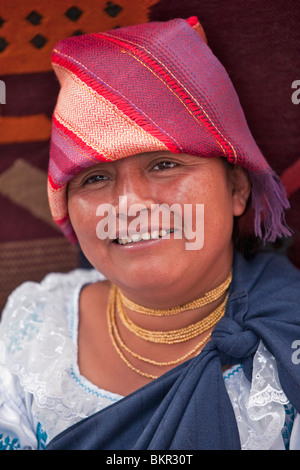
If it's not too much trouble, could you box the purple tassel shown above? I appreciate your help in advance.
[250,171,292,243]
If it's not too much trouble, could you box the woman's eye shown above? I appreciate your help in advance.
[83,174,110,185]
[152,161,178,171]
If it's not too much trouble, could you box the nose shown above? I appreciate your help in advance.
[114,171,157,217]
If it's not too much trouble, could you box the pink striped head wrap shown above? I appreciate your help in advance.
[48,16,290,244]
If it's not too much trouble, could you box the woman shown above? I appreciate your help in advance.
[1,17,300,450]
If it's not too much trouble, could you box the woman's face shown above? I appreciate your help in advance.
[68,152,250,304]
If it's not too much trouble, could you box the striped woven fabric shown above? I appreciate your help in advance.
[48,16,291,244]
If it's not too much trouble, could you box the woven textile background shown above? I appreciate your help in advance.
[0,0,299,313]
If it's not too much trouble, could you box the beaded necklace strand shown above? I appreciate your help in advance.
[106,274,231,379]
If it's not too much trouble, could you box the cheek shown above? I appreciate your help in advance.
[179,176,234,244]
[203,185,234,242]
[159,174,233,228]
[68,194,100,241]
[68,194,114,272]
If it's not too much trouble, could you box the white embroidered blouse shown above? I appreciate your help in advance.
[0,269,299,450]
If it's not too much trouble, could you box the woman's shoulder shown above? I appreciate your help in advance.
[2,267,102,315]
[0,268,110,445]
[0,268,104,356]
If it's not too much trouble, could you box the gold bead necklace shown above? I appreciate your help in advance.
[111,294,212,366]
[117,272,232,316]
[107,286,158,379]
[117,291,228,344]
[106,274,231,379]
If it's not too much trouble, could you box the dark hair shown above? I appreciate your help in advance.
[233,201,292,259]
[223,160,292,259]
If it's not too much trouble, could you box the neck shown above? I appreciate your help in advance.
[116,270,231,334]
[121,291,228,334]
[114,246,234,311]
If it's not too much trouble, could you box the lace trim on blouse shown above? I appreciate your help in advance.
[224,342,290,450]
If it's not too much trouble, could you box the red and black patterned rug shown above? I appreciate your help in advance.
[0,0,299,312]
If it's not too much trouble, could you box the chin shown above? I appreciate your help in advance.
[104,260,185,293]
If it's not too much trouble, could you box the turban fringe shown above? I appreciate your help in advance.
[48,17,291,244]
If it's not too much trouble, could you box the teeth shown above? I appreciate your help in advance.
[142,232,151,240]
[117,229,172,245]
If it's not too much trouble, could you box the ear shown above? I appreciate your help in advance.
[228,165,251,217]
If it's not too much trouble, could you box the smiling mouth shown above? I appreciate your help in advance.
[114,228,175,245]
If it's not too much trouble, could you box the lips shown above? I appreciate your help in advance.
[115,228,174,245]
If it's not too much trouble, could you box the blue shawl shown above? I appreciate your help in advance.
[46,251,300,450]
